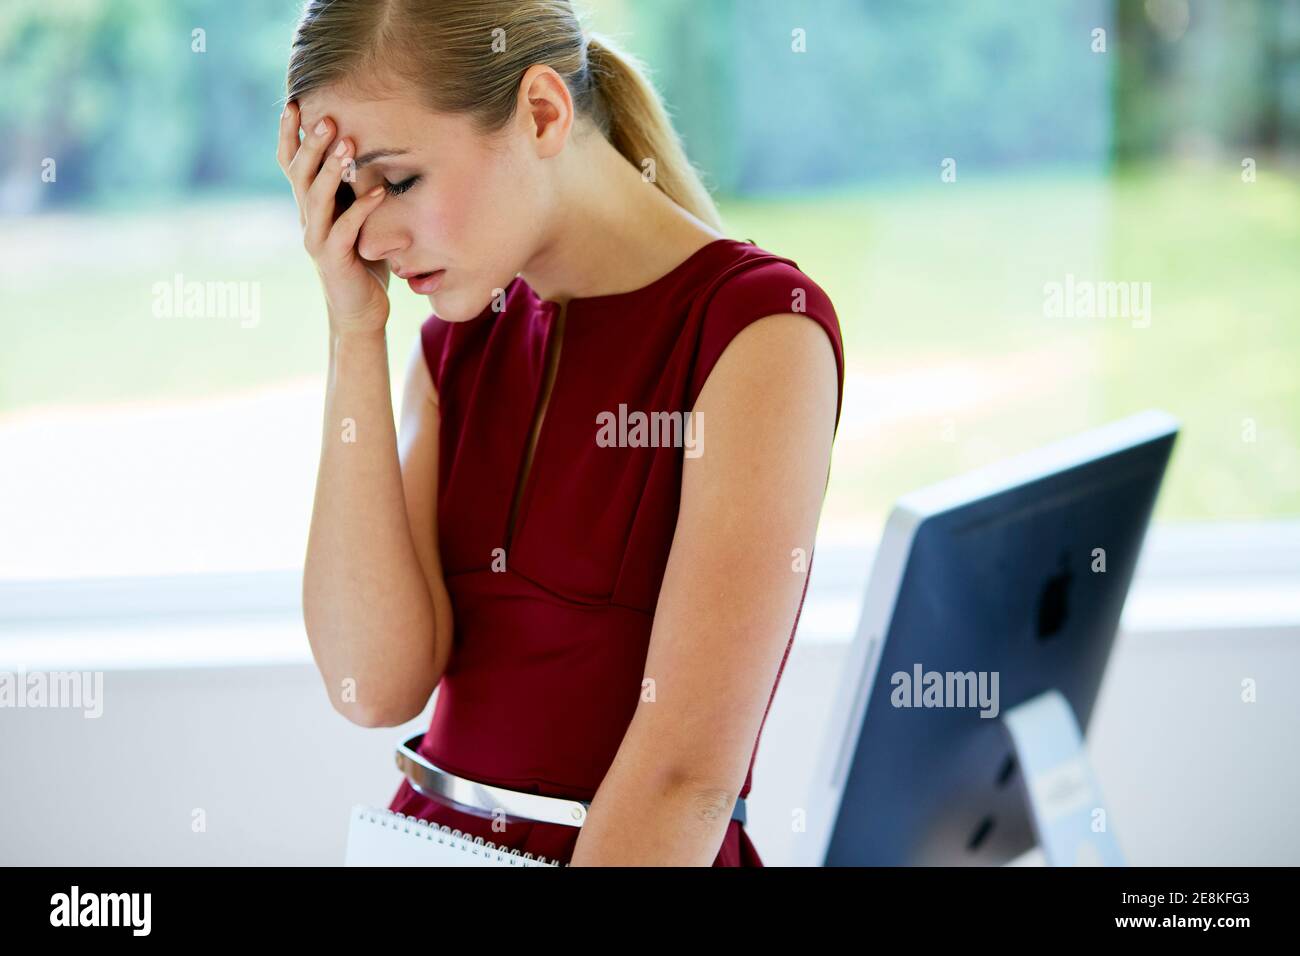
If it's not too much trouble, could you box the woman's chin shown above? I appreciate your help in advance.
[427,285,503,323]
[427,292,474,324]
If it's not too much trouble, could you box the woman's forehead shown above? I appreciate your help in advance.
[298,87,375,130]
[296,87,444,144]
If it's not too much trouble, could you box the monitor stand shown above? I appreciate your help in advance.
[1000,689,1126,866]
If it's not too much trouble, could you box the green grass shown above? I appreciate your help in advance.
[0,202,442,411]
[725,165,1300,527]
[1099,165,1300,520]
[4,165,1297,531]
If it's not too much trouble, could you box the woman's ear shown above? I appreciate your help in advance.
[517,63,573,158]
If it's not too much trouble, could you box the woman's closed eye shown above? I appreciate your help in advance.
[384,174,420,196]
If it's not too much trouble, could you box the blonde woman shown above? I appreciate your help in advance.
[283,0,844,866]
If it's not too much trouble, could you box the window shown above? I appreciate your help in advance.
[2,0,1295,598]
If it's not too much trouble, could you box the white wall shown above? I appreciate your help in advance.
[2,619,1296,865]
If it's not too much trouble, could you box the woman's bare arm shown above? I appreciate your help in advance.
[569,313,838,865]
[394,334,456,705]
[278,102,452,728]
[301,329,454,723]
[302,330,452,727]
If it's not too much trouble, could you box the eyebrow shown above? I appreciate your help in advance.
[353,148,411,169]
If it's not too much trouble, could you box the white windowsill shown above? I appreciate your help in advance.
[0,521,1296,672]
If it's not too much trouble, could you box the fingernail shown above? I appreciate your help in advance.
[314,119,328,137]
[334,141,348,158]
[368,185,384,197]
[280,104,289,120]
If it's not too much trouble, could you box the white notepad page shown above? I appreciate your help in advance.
[344,804,563,867]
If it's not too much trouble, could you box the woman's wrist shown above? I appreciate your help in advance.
[329,318,388,348]
[328,322,390,378]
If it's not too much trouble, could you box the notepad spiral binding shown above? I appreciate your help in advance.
[355,805,567,867]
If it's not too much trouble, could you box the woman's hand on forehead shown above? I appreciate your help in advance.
[297,109,334,143]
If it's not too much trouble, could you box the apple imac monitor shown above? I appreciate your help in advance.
[811,410,1179,866]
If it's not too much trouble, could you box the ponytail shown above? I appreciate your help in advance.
[585,32,724,232]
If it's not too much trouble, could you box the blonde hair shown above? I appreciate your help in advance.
[286,0,723,231]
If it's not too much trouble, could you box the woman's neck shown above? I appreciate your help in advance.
[518,130,724,307]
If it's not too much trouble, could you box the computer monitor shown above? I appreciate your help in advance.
[809,410,1179,866]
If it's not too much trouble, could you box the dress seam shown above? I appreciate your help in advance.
[441,565,655,617]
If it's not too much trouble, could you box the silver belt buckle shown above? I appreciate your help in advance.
[396,734,746,828]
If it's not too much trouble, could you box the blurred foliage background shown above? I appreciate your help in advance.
[5,0,1296,206]
[1,0,1298,578]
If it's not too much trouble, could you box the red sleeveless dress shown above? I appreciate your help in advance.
[387,237,845,865]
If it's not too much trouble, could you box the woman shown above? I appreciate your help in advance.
[283,0,844,866]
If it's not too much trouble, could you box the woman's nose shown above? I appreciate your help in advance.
[356,211,408,264]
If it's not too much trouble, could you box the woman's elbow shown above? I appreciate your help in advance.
[325,662,439,729]
[335,689,429,729]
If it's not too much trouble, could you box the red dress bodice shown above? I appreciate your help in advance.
[387,238,845,866]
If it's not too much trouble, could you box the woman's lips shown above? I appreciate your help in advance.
[406,269,446,294]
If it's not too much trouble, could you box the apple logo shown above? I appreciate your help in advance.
[1036,551,1072,641]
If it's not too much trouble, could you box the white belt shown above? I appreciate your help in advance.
[396,733,747,827]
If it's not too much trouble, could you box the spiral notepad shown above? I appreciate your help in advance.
[344,804,564,867]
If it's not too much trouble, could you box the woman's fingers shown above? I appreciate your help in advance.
[278,103,386,269]
[277,102,314,226]
[303,136,354,252]
[276,101,301,177]
[287,114,335,212]
[324,184,386,262]
[276,104,391,330]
